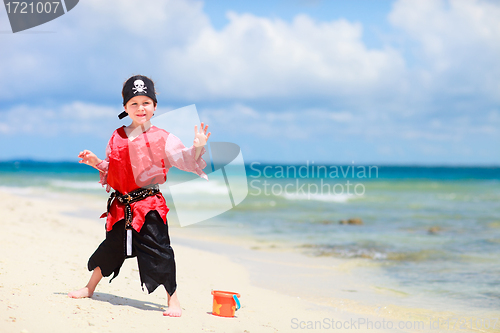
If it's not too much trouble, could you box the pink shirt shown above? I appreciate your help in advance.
[96,125,207,232]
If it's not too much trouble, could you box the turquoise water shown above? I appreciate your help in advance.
[1,161,500,313]
[231,178,500,311]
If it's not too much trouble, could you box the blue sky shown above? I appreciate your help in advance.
[0,0,499,165]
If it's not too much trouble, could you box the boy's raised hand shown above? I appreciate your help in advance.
[193,122,211,147]
[78,150,101,168]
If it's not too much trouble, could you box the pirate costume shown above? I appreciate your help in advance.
[88,76,207,296]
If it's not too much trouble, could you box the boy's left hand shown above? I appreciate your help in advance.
[193,122,211,147]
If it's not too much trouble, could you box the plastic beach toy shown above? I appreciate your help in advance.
[211,290,241,317]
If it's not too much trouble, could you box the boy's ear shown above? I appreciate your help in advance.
[123,105,131,116]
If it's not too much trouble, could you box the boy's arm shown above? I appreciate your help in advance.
[95,158,108,173]
[97,143,111,191]
[194,146,204,160]
[193,122,211,160]
[78,150,108,173]
[78,150,101,168]
[165,133,208,180]
[78,142,111,191]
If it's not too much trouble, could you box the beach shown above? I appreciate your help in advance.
[1,185,499,333]
[2,0,499,329]
[0,190,388,333]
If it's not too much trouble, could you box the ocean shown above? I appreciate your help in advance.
[1,161,499,315]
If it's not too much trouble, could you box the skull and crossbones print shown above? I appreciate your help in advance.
[132,80,147,94]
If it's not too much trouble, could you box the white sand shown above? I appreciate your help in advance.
[0,190,487,333]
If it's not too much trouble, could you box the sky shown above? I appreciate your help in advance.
[0,0,499,165]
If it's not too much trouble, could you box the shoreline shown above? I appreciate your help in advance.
[0,190,498,332]
[170,226,500,323]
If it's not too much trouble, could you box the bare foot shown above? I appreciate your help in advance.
[68,267,102,299]
[163,292,182,317]
[68,287,93,299]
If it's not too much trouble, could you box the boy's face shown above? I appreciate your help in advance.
[124,95,157,127]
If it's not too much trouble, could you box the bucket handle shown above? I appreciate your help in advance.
[232,294,241,311]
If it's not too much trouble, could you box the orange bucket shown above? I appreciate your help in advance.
[211,290,241,317]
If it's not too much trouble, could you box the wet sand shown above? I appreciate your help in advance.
[0,190,493,333]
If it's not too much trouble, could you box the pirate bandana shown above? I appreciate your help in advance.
[118,75,158,119]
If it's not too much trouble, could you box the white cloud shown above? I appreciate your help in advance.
[0,102,120,136]
[1,0,499,110]
[162,12,405,100]
[1,0,499,163]
[81,0,208,41]
[389,0,500,102]
[61,101,117,120]
[0,0,210,100]
[0,0,406,104]
[2,0,498,112]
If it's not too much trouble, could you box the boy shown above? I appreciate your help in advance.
[68,75,210,317]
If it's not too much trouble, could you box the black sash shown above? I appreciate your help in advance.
[106,184,160,229]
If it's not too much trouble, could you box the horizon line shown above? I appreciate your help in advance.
[1,159,499,168]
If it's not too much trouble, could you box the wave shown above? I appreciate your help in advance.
[49,180,103,190]
[164,180,229,195]
[302,243,454,262]
[281,192,362,203]
[301,244,389,260]
[0,185,43,196]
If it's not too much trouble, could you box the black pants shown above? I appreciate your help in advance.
[88,210,177,296]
